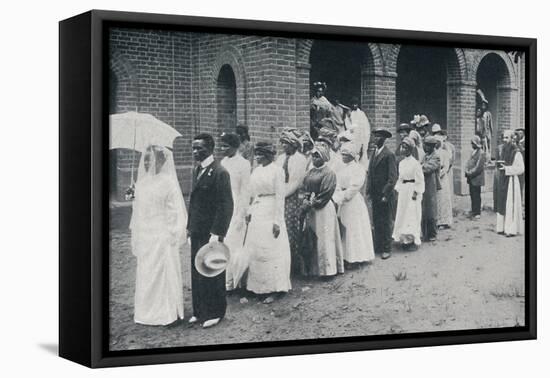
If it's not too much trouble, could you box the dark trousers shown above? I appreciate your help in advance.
[421,218,437,240]
[191,232,227,321]
[372,199,394,254]
[469,184,481,216]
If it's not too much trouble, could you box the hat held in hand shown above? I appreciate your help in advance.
[194,241,230,277]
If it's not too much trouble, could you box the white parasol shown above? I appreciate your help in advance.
[109,112,182,189]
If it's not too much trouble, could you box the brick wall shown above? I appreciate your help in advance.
[109,29,524,199]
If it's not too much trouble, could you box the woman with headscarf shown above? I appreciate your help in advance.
[129,145,187,325]
[220,132,251,290]
[300,142,344,277]
[317,124,345,182]
[275,128,308,275]
[244,142,292,303]
[332,143,375,264]
[434,132,453,229]
[392,137,425,249]
[299,130,315,170]
[421,136,441,242]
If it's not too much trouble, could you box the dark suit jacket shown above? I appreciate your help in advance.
[187,159,233,237]
[366,146,397,202]
[465,149,486,186]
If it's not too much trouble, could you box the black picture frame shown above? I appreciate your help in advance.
[59,9,537,368]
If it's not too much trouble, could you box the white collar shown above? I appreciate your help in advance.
[376,145,385,154]
[200,155,214,169]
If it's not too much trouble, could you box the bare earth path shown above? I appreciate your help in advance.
[109,194,525,351]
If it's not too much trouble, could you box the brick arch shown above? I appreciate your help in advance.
[471,51,517,89]
[297,39,384,74]
[387,45,467,81]
[211,45,247,125]
[109,50,139,112]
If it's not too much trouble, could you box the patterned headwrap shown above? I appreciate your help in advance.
[340,143,357,159]
[279,127,302,149]
[254,141,276,156]
[424,135,440,147]
[300,130,314,152]
[471,135,482,148]
[317,126,338,146]
[311,142,331,162]
[400,136,415,149]
[220,132,241,148]
[338,130,354,143]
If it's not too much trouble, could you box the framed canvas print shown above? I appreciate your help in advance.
[59,10,537,368]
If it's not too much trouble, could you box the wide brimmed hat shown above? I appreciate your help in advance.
[424,135,440,146]
[471,135,482,148]
[312,81,327,91]
[194,241,230,277]
[418,115,430,127]
[397,123,412,132]
[431,124,443,134]
[372,127,392,139]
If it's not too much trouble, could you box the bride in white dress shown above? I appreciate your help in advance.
[129,145,187,325]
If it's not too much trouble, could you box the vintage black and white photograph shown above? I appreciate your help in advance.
[108,26,528,351]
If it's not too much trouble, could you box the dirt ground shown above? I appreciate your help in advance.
[109,193,525,351]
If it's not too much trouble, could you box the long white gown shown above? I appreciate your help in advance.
[221,152,251,289]
[496,151,525,235]
[333,160,375,263]
[244,163,292,294]
[393,155,425,245]
[130,148,187,325]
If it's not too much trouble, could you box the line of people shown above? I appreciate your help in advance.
[127,113,526,330]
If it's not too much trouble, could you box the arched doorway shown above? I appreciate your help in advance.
[396,46,454,129]
[309,40,373,108]
[216,64,237,135]
[476,53,512,159]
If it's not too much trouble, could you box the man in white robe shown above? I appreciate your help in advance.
[495,130,524,236]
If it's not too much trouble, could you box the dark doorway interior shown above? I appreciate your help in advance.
[216,64,237,134]
[309,40,364,107]
[396,46,448,128]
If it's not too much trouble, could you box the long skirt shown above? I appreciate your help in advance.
[303,201,344,276]
[224,208,248,290]
[496,175,524,235]
[245,197,292,294]
[133,228,184,325]
[393,184,423,245]
[437,174,453,227]
[339,193,375,263]
[284,191,303,275]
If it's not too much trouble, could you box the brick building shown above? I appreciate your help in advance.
[109,27,526,199]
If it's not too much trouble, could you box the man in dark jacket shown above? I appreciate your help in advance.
[367,128,397,259]
[465,135,486,219]
[187,133,234,328]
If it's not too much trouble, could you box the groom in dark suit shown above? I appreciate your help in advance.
[187,133,233,328]
[367,127,397,260]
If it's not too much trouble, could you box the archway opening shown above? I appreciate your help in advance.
[309,40,370,107]
[476,53,511,159]
[396,46,452,129]
[216,64,237,135]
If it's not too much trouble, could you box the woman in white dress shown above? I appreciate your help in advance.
[392,137,425,249]
[244,142,292,303]
[220,132,251,290]
[332,143,375,265]
[129,145,187,325]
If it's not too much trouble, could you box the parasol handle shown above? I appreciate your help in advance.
[129,120,137,186]
[242,219,250,246]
